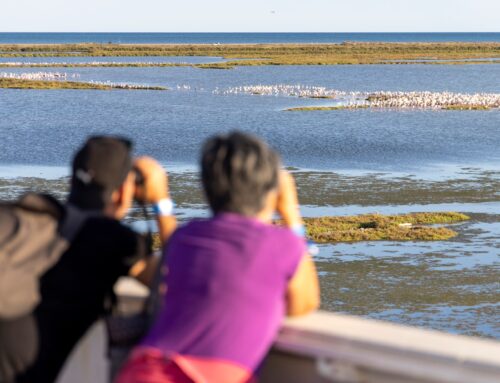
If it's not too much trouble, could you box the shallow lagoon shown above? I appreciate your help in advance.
[0,64,499,169]
[0,62,498,338]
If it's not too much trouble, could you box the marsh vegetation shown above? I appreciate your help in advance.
[302,212,469,243]
[0,42,498,67]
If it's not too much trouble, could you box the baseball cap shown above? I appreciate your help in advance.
[72,135,133,191]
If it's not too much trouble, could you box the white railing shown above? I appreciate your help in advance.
[57,279,500,383]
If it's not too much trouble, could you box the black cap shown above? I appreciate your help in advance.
[72,135,133,191]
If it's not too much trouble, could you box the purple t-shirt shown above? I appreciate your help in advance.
[142,213,305,372]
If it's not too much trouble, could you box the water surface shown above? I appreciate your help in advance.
[0,32,499,44]
[0,59,499,339]
[1,64,499,171]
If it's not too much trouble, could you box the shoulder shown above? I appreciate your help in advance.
[265,225,306,276]
[172,218,212,237]
[264,224,305,246]
[75,216,143,255]
[81,216,136,237]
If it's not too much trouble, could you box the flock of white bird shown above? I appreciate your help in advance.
[365,91,500,109]
[0,72,159,89]
[215,84,500,109]
[85,80,160,89]
[2,75,499,108]
[0,71,79,80]
[213,84,345,98]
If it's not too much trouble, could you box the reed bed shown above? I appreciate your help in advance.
[0,43,499,67]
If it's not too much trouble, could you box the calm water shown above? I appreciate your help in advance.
[0,32,499,44]
[1,64,499,171]
[0,57,499,338]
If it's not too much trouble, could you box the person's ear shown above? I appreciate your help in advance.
[106,172,135,219]
[112,185,125,205]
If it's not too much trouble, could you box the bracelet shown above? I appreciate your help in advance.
[152,198,174,216]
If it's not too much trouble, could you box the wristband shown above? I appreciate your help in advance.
[291,224,320,255]
[291,224,306,238]
[152,198,174,216]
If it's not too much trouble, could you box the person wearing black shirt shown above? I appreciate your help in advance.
[17,136,177,383]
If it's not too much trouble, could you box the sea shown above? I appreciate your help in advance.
[0,32,499,44]
[0,33,499,339]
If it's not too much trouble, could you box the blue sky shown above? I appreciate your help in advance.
[1,0,498,32]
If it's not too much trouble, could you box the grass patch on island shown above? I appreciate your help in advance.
[0,78,167,90]
[303,212,469,243]
[151,212,469,249]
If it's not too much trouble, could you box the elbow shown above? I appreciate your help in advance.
[286,292,321,317]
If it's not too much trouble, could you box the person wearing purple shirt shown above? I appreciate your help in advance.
[116,132,320,383]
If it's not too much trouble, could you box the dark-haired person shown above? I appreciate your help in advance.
[116,132,320,383]
[17,137,177,383]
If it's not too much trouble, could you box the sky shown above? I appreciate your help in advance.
[0,0,498,32]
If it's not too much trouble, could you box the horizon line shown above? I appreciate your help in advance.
[1,31,499,34]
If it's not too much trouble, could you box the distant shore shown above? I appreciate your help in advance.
[0,42,499,67]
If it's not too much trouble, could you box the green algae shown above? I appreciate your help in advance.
[303,212,469,243]
[155,212,469,248]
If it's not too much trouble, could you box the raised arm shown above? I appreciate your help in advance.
[129,156,177,285]
[133,156,177,244]
[277,170,320,317]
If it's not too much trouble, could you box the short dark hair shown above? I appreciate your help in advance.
[201,131,280,216]
[68,136,133,210]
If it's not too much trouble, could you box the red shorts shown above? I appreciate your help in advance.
[115,348,255,383]
[115,349,193,383]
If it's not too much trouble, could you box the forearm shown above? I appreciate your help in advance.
[156,214,177,245]
[130,254,160,286]
[132,215,175,286]
[286,254,321,317]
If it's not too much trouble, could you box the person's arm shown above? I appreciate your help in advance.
[286,254,320,316]
[277,170,321,316]
[129,252,161,286]
[129,156,177,285]
[134,156,177,244]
